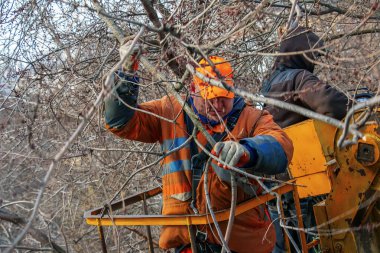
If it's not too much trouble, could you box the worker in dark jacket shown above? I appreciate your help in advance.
[262,26,348,128]
[261,26,349,253]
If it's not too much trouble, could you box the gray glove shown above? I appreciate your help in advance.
[212,141,250,169]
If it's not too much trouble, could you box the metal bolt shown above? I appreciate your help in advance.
[334,243,343,252]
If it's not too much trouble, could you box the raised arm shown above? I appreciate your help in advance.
[104,42,162,143]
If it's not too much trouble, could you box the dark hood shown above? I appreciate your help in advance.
[274,26,324,73]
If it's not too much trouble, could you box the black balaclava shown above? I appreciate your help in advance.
[274,26,324,73]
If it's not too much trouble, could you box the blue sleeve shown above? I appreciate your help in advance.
[239,135,288,175]
[104,71,139,129]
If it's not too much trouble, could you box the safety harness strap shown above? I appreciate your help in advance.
[184,98,245,213]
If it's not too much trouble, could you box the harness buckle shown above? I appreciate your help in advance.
[196,229,207,243]
[190,201,199,214]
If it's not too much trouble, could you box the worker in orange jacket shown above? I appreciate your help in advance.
[104,45,294,252]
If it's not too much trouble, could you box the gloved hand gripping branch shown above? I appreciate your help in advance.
[104,42,141,129]
[211,135,288,174]
[119,40,141,73]
[212,141,254,169]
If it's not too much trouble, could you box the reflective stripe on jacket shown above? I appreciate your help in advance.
[105,95,293,253]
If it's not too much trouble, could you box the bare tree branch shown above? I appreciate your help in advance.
[0,209,66,253]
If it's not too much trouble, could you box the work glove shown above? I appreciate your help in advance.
[113,40,141,95]
[212,141,251,169]
[105,71,139,129]
[119,40,141,73]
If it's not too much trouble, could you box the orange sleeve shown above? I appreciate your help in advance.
[106,98,164,143]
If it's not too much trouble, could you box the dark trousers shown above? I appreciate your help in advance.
[266,184,322,253]
[175,243,238,253]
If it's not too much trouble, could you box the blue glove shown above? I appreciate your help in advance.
[104,71,139,129]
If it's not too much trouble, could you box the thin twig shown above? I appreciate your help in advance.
[108,130,195,204]
[186,64,366,145]
[203,158,231,253]
[338,96,380,148]
[221,172,236,253]
[4,27,147,253]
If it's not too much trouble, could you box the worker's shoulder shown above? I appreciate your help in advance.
[239,104,270,121]
[149,95,186,113]
[293,69,319,84]
[147,95,183,106]
[268,69,315,91]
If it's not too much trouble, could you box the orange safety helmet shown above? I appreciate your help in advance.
[193,56,234,99]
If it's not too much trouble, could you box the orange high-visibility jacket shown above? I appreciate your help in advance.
[106,95,293,253]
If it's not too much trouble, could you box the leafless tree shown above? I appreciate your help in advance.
[0,0,379,252]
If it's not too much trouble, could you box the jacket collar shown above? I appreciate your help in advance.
[189,96,245,127]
